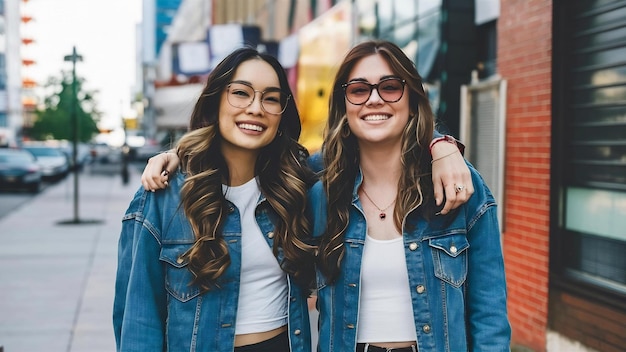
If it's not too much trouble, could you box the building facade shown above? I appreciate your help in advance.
[0,0,24,147]
[548,1,625,351]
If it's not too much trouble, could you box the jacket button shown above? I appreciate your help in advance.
[422,324,431,333]
[348,283,357,287]
[228,206,235,213]
[450,245,457,254]
[416,285,425,294]
[176,257,184,264]
[294,329,301,335]
[347,324,355,329]
[267,231,275,239]
[409,242,418,250]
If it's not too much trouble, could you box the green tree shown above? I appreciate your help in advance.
[30,71,101,142]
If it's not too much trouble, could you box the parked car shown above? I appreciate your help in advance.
[89,142,121,164]
[130,138,163,162]
[0,148,43,193]
[22,144,70,181]
[125,132,167,162]
[57,142,93,170]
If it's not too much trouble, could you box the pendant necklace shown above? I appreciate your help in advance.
[361,186,395,220]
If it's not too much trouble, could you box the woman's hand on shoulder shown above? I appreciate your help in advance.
[431,142,474,214]
[141,151,180,192]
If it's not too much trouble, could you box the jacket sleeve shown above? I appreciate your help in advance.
[113,188,167,351]
[465,172,511,351]
[307,152,325,174]
[466,170,511,351]
[307,181,328,241]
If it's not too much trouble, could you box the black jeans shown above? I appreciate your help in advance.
[233,330,289,352]
[356,343,418,352]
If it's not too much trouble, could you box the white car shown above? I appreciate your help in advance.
[22,145,70,181]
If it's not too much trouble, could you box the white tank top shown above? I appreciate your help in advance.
[357,235,417,343]
[223,178,288,335]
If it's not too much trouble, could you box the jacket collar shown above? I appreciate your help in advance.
[351,168,364,205]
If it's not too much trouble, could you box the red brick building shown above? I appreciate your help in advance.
[499,1,626,351]
[498,1,553,350]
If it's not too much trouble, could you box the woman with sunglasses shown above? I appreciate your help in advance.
[309,40,510,352]
[113,47,316,352]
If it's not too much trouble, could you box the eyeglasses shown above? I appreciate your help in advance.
[226,82,291,115]
[342,77,406,105]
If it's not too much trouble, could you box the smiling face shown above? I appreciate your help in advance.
[344,53,410,148]
[218,58,283,159]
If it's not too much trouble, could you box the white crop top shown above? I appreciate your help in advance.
[223,178,288,335]
[357,235,417,343]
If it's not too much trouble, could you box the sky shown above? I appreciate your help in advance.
[22,0,143,130]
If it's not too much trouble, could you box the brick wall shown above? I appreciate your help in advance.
[497,1,553,351]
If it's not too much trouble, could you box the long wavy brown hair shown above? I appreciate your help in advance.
[176,47,316,292]
[317,40,437,283]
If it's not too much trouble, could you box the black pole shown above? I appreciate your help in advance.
[64,47,83,223]
[57,47,102,226]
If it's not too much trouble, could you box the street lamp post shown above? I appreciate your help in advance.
[64,46,83,223]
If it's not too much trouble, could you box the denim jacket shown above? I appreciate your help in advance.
[113,172,312,352]
[309,164,511,352]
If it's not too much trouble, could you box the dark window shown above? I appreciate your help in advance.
[476,20,497,78]
[553,0,626,300]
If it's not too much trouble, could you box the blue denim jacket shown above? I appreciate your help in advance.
[309,164,511,352]
[113,172,312,352]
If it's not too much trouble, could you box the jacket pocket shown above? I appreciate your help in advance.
[428,233,469,288]
[160,244,201,302]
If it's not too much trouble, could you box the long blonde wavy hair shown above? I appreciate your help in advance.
[176,48,316,292]
[318,40,437,283]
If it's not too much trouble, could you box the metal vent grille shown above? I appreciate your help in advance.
[460,76,507,231]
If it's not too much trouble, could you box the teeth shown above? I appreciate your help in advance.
[363,114,389,121]
[238,123,264,132]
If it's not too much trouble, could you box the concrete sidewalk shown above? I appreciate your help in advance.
[0,164,141,352]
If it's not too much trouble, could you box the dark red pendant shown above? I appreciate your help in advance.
[379,213,386,220]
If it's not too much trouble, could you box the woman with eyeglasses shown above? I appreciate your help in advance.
[309,40,511,352]
[134,44,480,351]
[113,47,316,352]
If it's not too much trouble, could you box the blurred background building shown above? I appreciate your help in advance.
[0,0,25,147]
[6,0,626,351]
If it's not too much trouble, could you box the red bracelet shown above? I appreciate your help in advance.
[429,135,458,154]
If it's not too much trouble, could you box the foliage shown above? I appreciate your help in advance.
[29,71,101,142]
